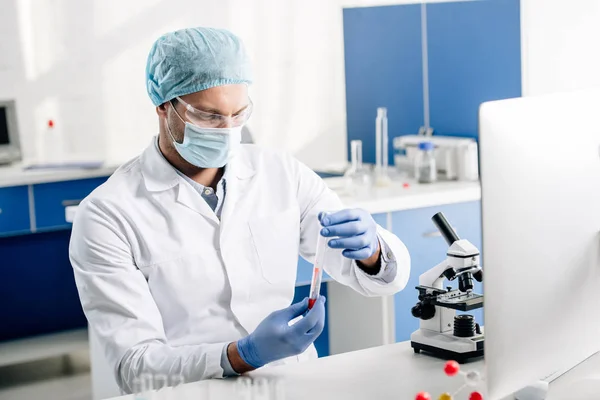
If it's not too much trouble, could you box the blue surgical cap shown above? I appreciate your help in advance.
[145,27,253,106]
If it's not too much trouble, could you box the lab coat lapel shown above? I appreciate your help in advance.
[176,183,220,225]
[220,150,256,241]
[141,136,219,224]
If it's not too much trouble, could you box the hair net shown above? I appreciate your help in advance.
[145,27,253,106]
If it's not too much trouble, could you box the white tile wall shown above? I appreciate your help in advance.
[1,0,599,168]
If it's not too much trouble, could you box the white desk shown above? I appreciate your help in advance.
[0,163,119,188]
[107,341,600,400]
[107,342,482,400]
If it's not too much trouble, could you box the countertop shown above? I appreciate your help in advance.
[0,162,481,213]
[0,162,119,187]
[107,340,600,400]
[327,176,481,214]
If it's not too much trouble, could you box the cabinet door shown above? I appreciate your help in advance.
[343,4,424,165]
[392,201,482,342]
[427,0,521,138]
[33,177,108,231]
[0,186,31,236]
[0,229,87,342]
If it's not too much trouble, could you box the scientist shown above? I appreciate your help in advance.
[69,27,410,393]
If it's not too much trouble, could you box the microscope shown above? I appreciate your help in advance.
[410,212,484,363]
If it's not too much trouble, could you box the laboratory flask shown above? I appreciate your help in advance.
[344,140,372,197]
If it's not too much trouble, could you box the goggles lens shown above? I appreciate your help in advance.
[176,96,253,128]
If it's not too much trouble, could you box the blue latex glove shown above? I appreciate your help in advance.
[236,296,326,369]
[319,209,380,260]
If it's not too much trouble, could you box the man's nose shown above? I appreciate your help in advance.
[219,117,234,129]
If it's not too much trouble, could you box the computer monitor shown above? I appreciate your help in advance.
[479,88,600,399]
[0,99,22,165]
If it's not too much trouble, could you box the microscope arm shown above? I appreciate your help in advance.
[419,260,452,290]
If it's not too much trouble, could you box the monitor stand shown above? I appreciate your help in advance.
[513,381,548,400]
[513,352,600,400]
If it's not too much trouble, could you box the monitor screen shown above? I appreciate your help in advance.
[0,106,9,145]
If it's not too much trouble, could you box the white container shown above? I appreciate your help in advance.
[39,119,66,163]
[415,141,437,183]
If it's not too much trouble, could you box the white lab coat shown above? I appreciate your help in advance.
[69,137,410,393]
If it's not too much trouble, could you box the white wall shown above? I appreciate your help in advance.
[1,0,599,170]
[0,0,353,169]
[521,0,600,96]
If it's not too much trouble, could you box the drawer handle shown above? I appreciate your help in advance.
[0,208,2,214]
[62,199,83,207]
[423,227,458,238]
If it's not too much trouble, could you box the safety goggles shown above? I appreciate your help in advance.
[174,96,253,128]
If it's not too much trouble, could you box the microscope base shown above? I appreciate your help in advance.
[411,329,484,363]
[412,342,483,363]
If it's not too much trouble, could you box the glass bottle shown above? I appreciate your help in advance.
[415,141,437,183]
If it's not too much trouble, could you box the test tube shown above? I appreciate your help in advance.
[351,140,363,171]
[308,233,327,309]
[375,107,391,186]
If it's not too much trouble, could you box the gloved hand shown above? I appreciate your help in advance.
[236,296,326,369]
[319,208,380,260]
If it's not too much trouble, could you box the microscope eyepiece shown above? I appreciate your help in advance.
[432,212,460,245]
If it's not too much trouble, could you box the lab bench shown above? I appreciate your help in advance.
[0,165,481,377]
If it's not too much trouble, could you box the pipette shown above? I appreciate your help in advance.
[308,233,327,309]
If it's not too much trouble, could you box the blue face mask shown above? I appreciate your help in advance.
[166,104,243,168]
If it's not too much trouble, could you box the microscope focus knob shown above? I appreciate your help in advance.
[411,304,422,318]
[412,303,435,320]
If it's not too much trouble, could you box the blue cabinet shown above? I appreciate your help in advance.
[0,229,87,342]
[427,0,521,137]
[0,186,30,236]
[392,201,482,342]
[343,0,522,151]
[33,177,108,231]
[343,4,424,165]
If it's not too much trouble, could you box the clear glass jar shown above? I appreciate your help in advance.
[344,140,372,197]
[415,141,437,183]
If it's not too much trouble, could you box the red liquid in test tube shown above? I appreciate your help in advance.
[308,233,327,309]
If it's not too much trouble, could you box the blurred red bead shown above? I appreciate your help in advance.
[469,391,483,400]
[48,120,54,128]
[444,360,460,376]
[415,392,431,400]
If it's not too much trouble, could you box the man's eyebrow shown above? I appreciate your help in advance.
[233,103,250,114]
[189,103,250,115]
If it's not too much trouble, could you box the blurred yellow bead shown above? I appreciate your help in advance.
[438,393,453,400]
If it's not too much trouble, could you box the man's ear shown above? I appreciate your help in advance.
[156,103,168,118]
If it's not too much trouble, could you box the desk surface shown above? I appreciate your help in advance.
[107,341,600,400]
[0,163,119,187]
[108,342,486,400]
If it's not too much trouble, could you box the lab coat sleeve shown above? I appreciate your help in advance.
[291,157,410,297]
[359,232,398,284]
[69,199,228,394]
